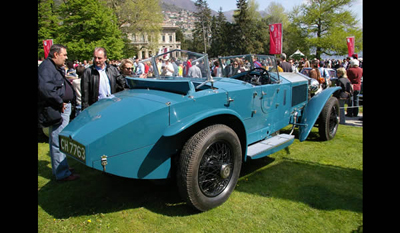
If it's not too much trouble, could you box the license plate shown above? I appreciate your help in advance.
[59,136,86,162]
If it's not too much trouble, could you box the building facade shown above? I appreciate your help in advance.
[130,24,181,59]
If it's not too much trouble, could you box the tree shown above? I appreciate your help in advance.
[106,0,163,58]
[285,6,311,58]
[38,0,60,58]
[248,0,268,54]
[232,0,268,54]
[232,0,253,54]
[210,8,229,57]
[56,0,124,61]
[193,0,212,53]
[295,0,362,59]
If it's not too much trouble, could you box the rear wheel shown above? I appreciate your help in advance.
[319,97,339,141]
[177,124,242,211]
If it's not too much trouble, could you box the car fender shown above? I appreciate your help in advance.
[163,108,245,137]
[298,87,341,142]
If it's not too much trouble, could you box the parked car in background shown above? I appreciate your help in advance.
[300,67,336,88]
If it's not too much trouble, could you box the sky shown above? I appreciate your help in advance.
[206,0,362,27]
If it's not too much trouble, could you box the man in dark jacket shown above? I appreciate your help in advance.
[81,47,122,110]
[38,44,79,181]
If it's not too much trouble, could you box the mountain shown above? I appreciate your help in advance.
[223,10,235,22]
[160,0,268,22]
[160,0,198,12]
[161,0,242,22]
[161,0,230,18]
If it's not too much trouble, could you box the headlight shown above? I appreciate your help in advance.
[309,79,319,94]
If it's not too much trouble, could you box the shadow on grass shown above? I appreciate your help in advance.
[38,153,276,219]
[38,157,201,218]
[236,156,362,213]
[39,152,361,219]
[280,126,324,142]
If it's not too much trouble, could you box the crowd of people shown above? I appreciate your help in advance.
[38,54,212,80]
[291,53,363,122]
[269,53,363,123]
[38,48,363,123]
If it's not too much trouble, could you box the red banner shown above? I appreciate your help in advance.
[43,39,53,58]
[346,36,355,57]
[269,23,282,54]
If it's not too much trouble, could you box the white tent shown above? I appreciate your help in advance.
[290,49,305,57]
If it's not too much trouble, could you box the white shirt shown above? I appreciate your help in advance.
[164,62,174,76]
[72,79,81,105]
[136,62,145,75]
[96,65,111,100]
[188,65,202,78]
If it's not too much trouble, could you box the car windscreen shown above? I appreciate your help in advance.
[150,49,211,80]
[218,54,280,82]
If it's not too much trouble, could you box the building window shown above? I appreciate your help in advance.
[169,35,173,42]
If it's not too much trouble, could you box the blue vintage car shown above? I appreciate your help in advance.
[59,50,340,211]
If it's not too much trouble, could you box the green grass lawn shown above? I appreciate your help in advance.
[38,125,362,232]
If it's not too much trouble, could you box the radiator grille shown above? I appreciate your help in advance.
[292,84,307,106]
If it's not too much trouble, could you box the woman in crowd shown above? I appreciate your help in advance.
[333,67,353,124]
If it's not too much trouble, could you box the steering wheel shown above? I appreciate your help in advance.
[244,67,270,85]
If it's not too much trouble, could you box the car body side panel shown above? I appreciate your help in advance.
[163,108,245,137]
[298,87,341,142]
[91,140,173,179]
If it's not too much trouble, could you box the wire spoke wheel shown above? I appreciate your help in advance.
[177,124,242,211]
[198,141,234,197]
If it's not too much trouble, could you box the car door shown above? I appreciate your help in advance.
[261,83,280,114]
[261,82,293,132]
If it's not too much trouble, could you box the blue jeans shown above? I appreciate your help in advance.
[49,103,72,180]
[339,99,346,124]
[347,90,360,117]
[75,105,81,117]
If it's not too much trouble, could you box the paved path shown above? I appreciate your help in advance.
[341,113,363,127]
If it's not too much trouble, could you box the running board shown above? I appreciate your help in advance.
[247,134,295,160]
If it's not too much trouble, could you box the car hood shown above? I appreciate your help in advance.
[279,72,310,84]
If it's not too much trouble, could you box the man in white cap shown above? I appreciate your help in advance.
[163,58,175,76]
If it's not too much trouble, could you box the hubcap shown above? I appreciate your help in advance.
[220,164,231,179]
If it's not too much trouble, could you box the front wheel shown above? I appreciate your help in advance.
[319,96,340,141]
[177,124,242,211]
